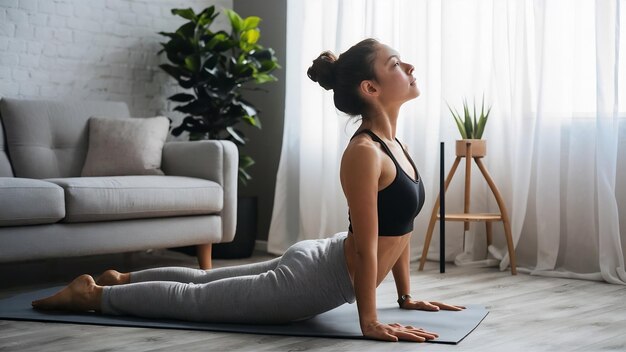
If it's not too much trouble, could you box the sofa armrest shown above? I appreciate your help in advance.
[161,140,238,243]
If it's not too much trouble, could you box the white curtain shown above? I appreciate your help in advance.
[269,0,626,284]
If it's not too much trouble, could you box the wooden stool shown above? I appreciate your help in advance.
[418,140,517,275]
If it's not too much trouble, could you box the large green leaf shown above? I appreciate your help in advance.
[159,64,190,80]
[238,166,252,185]
[197,6,217,27]
[171,115,202,137]
[243,114,261,128]
[239,153,255,186]
[171,8,197,21]
[239,154,255,169]
[234,64,254,79]
[161,36,193,61]
[251,48,274,61]
[226,126,246,145]
[242,29,260,45]
[225,9,243,32]
[259,59,279,72]
[174,100,211,115]
[236,99,258,119]
[178,78,195,89]
[206,32,229,50]
[158,31,179,40]
[242,16,261,30]
[176,21,196,39]
[184,54,200,72]
[204,86,229,100]
[198,6,216,19]
[254,73,277,84]
[168,93,195,102]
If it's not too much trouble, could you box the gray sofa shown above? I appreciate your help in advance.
[0,98,237,268]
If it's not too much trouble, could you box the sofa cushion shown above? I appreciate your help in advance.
[0,98,130,179]
[0,177,65,226]
[81,116,170,177]
[0,108,13,177]
[45,176,223,223]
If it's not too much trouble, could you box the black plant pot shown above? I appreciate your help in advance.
[212,196,258,259]
[169,196,258,259]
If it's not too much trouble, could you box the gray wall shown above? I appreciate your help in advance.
[233,0,287,242]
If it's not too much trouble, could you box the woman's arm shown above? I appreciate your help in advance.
[340,140,444,341]
[340,141,380,330]
[392,240,411,303]
[392,239,466,312]
[391,241,438,310]
[341,141,438,342]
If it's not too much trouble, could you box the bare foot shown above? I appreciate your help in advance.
[32,274,102,312]
[95,269,130,286]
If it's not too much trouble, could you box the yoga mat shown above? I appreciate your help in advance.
[0,286,488,344]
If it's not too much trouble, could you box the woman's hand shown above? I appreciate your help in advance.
[362,321,439,342]
[402,299,466,311]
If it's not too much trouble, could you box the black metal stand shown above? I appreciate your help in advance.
[440,142,445,273]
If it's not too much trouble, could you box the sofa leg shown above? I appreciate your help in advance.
[197,243,212,270]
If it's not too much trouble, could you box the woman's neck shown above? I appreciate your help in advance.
[360,105,400,140]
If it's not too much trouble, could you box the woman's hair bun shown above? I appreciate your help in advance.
[307,51,338,90]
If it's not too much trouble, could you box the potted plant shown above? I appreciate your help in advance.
[446,96,492,158]
[158,6,279,259]
[158,5,279,184]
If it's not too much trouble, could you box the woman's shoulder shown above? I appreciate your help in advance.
[341,135,383,177]
[344,134,381,159]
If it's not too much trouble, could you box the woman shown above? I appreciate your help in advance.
[32,38,464,343]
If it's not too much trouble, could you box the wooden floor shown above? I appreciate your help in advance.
[1,249,625,351]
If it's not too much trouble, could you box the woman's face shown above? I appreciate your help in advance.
[370,44,420,104]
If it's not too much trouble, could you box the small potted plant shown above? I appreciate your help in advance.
[446,96,492,158]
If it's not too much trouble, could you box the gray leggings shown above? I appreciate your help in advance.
[101,232,355,324]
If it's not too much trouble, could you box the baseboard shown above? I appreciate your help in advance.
[254,240,268,253]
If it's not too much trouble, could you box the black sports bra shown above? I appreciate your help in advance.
[348,129,425,236]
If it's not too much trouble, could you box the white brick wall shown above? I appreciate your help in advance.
[0,0,232,136]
